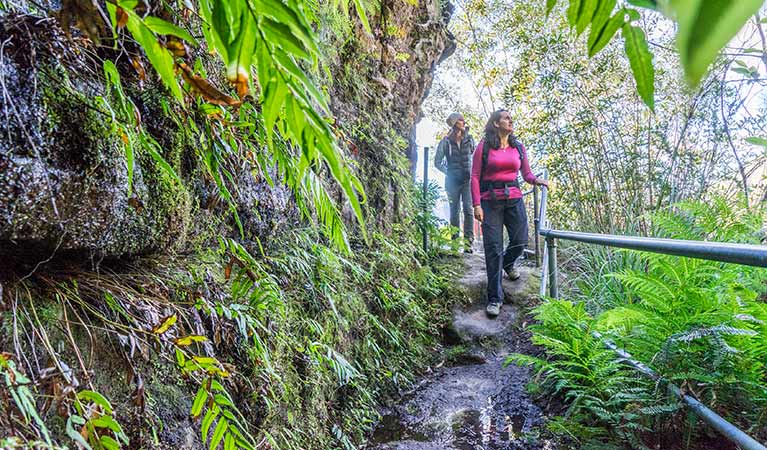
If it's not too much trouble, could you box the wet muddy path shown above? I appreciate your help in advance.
[366,253,557,450]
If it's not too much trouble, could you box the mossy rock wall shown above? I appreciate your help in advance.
[0,2,456,449]
[0,0,453,265]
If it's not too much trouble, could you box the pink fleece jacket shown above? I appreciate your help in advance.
[470,139,538,206]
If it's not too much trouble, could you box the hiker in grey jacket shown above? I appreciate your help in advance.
[434,112,475,252]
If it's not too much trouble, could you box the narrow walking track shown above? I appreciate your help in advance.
[366,252,556,450]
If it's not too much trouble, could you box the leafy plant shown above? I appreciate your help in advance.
[547,0,765,109]
[99,60,181,197]
[512,197,767,447]
[413,180,464,255]
[0,355,53,446]
[66,390,130,450]
[506,300,662,445]
[175,340,258,450]
[56,0,371,250]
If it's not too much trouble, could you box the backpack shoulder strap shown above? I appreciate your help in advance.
[512,137,524,161]
[480,139,489,184]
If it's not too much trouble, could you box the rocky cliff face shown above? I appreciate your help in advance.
[0,4,455,448]
[0,1,453,268]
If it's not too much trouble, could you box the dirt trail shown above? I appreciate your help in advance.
[366,252,556,450]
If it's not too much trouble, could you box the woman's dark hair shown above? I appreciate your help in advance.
[482,109,518,150]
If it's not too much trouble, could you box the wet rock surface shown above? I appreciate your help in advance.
[0,6,454,266]
[367,252,555,450]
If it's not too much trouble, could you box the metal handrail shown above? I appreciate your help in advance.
[594,331,767,450]
[539,229,767,268]
[531,177,767,450]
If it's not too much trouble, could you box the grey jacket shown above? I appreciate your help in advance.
[435,133,475,183]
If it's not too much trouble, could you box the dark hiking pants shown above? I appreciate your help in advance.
[481,198,528,305]
[446,176,474,244]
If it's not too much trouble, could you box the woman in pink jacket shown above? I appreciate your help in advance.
[471,109,549,317]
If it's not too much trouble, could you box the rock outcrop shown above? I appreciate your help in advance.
[0,1,454,267]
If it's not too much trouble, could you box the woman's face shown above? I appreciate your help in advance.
[494,111,514,134]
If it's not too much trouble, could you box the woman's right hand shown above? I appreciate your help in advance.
[473,205,483,222]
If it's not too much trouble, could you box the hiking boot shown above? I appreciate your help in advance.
[506,267,521,281]
[486,302,501,317]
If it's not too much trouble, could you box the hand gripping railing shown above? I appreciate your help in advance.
[531,171,767,450]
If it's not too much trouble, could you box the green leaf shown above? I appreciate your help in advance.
[588,8,624,56]
[352,0,372,34]
[175,348,186,367]
[124,131,134,197]
[224,433,236,450]
[201,407,219,440]
[77,390,113,415]
[214,393,235,408]
[745,136,767,147]
[254,0,318,55]
[272,51,329,112]
[106,1,118,41]
[199,0,228,59]
[587,0,616,52]
[224,10,257,85]
[209,379,226,392]
[731,67,755,77]
[575,0,599,35]
[260,17,310,59]
[175,335,208,346]
[626,0,656,8]
[143,16,198,45]
[66,415,92,450]
[91,415,123,433]
[546,0,558,17]
[191,385,209,418]
[124,12,183,101]
[623,23,655,111]
[140,134,182,185]
[99,436,121,450]
[567,0,582,27]
[669,0,764,86]
[263,80,289,134]
[220,0,243,42]
[210,417,229,449]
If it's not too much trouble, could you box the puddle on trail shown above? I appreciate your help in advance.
[368,414,430,444]
[369,397,531,449]
[451,404,528,450]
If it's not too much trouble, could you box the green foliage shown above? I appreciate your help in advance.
[669,0,765,86]
[112,0,184,101]
[622,23,654,111]
[413,180,465,256]
[506,300,661,444]
[99,60,181,196]
[66,390,130,450]
[0,355,53,446]
[550,0,655,108]
[196,0,367,245]
[93,0,372,250]
[513,197,767,447]
[547,0,765,108]
[1,219,458,449]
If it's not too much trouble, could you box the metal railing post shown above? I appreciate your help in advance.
[533,185,540,267]
[422,146,429,254]
[547,236,558,298]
